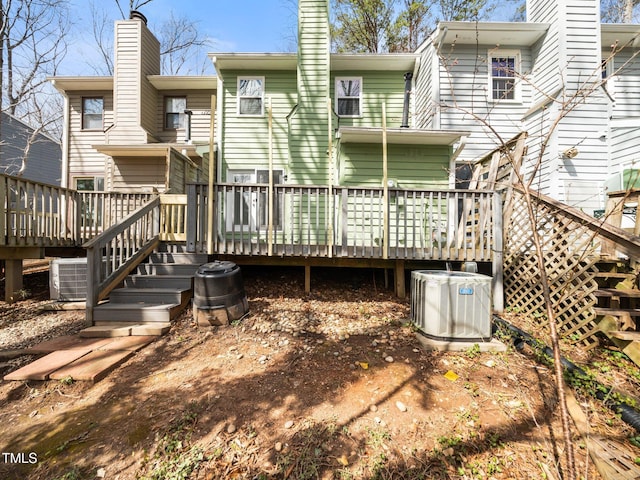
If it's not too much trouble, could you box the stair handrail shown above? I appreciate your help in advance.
[513,185,640,259]
[84,196,161,324]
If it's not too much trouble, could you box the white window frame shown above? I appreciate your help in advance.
[164,96,187,130]
[237,76,265,116]
[81,97,104,130]
[488,50,521,102]
[335,77,363,117]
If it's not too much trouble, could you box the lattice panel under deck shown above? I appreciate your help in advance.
[504,191,601,349]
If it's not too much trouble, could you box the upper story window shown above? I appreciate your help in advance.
[489,51,520,101]
[165,97,187,129]
[336,77,362,117]
[238,77,264,116]
[82,97,104,130]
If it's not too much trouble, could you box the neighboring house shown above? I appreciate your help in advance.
[50,12,216,194]
[0,111,61,185]
[415,0,640,216]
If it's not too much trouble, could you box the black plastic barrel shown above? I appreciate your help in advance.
[193,261,248,326]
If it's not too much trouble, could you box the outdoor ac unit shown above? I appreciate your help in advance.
[50,258,88,301]
[410,270,492,341]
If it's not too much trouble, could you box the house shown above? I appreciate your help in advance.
[50,11,216,195]
[415,0,640,216]
[0,111,61,185]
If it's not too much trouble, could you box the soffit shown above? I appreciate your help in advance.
[435,22,550,47]
[338,127,469,146]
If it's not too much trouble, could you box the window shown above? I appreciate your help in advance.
[490,52,520,101]
[336,77,362,116]
[75,176,104,191]
[238,77,264,115]
[82,97,104,130]
[165,97,187,129]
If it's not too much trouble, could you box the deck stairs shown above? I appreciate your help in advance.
[91,243,208,327]
[594,260,640,366]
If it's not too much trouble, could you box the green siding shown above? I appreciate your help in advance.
[331,71,408,129]
[339,144,451,189]
[289,0,331,185]
[220,70,297,181]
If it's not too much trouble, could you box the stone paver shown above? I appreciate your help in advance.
[3,350,91,381]
[50,350,134,383]
[131,323,171,336]
[25,335,115,354]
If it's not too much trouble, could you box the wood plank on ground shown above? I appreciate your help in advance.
[49,350,134,383]
[79,326,133,338]
[25,335,115,354]
[3,350,91,381]
[97,336,156,352]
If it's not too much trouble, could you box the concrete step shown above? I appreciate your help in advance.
[109,287,191,305]
[137,263,201,276]
[148,252,208,264]
[92,303,182,323]
[124,274,193,290]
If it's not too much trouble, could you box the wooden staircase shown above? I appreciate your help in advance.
[91,243,208,328]
[594,260,640,366]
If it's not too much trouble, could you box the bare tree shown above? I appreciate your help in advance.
[601,0,640,22]
[1,0,70,175]
[158,12,211,75]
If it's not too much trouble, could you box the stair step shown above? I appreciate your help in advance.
[137,263,201,276]
[109,287,191,305]
[148,252,208,264]
[607,330,640,341]
[594,272,635,279]
[124,274,193,290]
[156,243,190,253]
[595,288,640,298]
[595,307,640,317]
[92,303,181,323]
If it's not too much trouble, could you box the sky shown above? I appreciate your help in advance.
[61,0,517,76]
[62,0,297,75]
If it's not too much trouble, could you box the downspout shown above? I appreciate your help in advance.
[52,82,71,189]
[401,72,413,128]
[327,97,334,258]
[207,94,217,255]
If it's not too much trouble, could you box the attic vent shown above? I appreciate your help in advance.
[130,10,148,24]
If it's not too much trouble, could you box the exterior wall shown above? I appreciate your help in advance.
[219,70,297,182]
[330,70,407,129]
[289,0,331,184]
[110,156,166,191]
[435,44,534,161]
[155,89,216,144]
[339,144,451,188]
[67,91,114,188]
[0,113,62,184]
[107,19,160,144]
[414,46,436,129]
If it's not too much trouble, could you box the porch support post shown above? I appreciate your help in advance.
[327,97,334,258]
[382,103,389,260]
[492,192,504,313]
[305,262,311,293]
[4,259,23,303]
[394,259,405,298]
[207,94,217,255]
[268,97,274,256]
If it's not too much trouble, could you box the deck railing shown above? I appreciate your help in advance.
[0,174,78,247]
[186,183,501,262]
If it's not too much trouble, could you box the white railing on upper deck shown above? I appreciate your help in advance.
[186,183,502,262]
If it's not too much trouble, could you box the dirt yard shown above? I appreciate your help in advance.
[0,267,639,480]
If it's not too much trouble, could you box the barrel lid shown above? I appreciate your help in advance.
[197,261,239,275]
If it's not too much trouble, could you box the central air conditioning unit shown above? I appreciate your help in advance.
[410,270,492,341]
[50,258,88,301]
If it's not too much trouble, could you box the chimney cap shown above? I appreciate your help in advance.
[130,10,148,24]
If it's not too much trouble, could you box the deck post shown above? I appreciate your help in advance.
[394,259,405,298]
[492,192,504,313]
[268,97,274,256]
[4,259,23,303]
[382,103,389,260]
[305,263,311,293]
[207,94,217,255]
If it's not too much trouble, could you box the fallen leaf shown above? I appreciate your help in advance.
[444,370,459,381]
